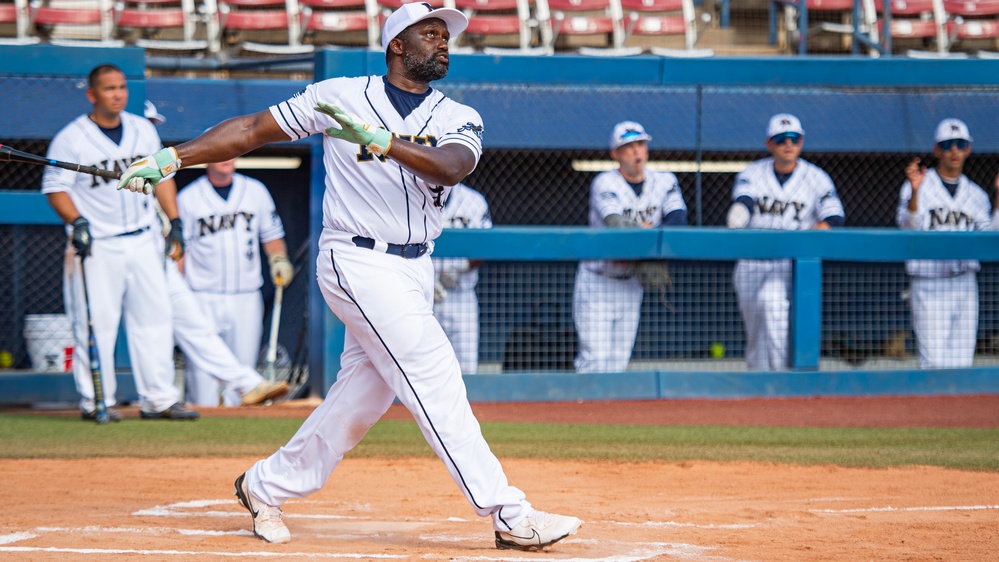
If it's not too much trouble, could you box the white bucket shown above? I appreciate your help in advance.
[23,314,74,372]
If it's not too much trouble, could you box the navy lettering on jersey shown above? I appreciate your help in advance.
[457,123,484,140]
[196,212,256,237]
[446,216,471,228]
[929,208,975,229]
[622,206,660,224]
[430,185,445,208]
[757,196,807,221]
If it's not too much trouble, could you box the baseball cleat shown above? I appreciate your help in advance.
[495,510,582,551]
[139,402,200,420]
[234,472,291,544]
[81,408,123,422]
[241,381,290,406]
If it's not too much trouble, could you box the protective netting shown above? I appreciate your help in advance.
[2,79,998,376]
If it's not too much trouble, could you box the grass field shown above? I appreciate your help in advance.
[2,414,997,471]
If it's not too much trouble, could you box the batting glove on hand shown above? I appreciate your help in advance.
[166,218,184,260]
[269,253,294,287]
[315,102,393,157]
[117,147,181,195]
[71,216,92,258]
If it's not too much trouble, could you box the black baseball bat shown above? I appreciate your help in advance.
[0,144,121,181]
[79,257,110,425]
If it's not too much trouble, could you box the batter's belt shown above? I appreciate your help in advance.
[352,235,428,259]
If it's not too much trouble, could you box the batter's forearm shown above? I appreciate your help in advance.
[389,142,476,187]
[263,238,288,258]
[176,111,288,168]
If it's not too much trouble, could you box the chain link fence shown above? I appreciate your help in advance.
[3,76,998,375]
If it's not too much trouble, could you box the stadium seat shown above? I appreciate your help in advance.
[542,0,639,56]
[299,0,379,49]
[217,0,313,56]
[452,0,552,54]
[30,0,123,46]
[114,0,211,52]
[770,0,866,54]
[943,0,999,56]
[619,0,713,57]
[0,0,39,44]
[870,0,953,57]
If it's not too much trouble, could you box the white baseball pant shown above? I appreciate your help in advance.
[734,260,791,371]
[910,273,978,369]
[246,231,533,531]
[186,291,264,407]
[64,231,180,413]
[572,266,642,373]
[167,264,264,405]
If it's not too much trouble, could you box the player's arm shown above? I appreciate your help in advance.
[726,195,754,228]
[45,191,82,225]
[46,192,92,257]
[314,102,476,186]
[263,238,293,287]
[153,178,185,260]
[118,111,288,193]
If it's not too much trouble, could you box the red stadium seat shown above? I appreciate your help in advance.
[942,0,999,56]
[771,0,867,54]
[115,0,211,52]
[453,0,552,54]
[218,0,313,55]
[0,0,39,44]
[31,0,123,46]
[299,0,379,49]
[619,0,712,57]
[543,0,637,55]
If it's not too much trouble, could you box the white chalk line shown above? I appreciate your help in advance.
[811,504,999,514]
[0,546,405,558]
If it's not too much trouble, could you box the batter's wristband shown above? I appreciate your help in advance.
[367,128,393,157]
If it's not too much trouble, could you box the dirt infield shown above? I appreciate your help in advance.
[2,395,998,561]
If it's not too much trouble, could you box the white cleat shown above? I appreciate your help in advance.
[234,472,291,544]
[241,381,290,406]
[495,510,582,551]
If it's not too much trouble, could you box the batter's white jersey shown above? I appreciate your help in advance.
[435,182,492,291]
[41,112,162,238]
[178,173,286,293]
[580,168,687,278]
[270,75,483,247]
[896,168,992,278]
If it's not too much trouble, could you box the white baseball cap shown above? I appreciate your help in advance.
[934,118,973,143]
[610,121,652,150]
[381,3,467,51]
[144,100,166,125]
[766,113,804,139]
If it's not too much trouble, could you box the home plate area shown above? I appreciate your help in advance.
[0,497,736,561]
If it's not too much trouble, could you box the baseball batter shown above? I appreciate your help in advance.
[573,121,687,373]
[177,159,292,407]
[896,118,994,369]
[118,3,581,551]
[433,182,492,374]
[727,113,845,371]
[42,64,198,421]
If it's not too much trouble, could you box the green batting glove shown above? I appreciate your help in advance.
[117,147,181,195]
[315,102,393,156]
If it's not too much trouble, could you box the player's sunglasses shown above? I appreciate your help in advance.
[937,139,969,151]
[770,132,802,145]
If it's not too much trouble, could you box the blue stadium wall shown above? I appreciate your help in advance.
[1,45,999,405]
